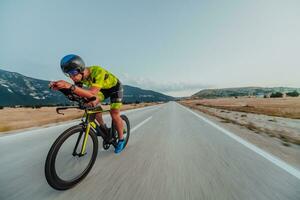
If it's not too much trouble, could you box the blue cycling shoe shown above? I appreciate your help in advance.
[114,139,125,154]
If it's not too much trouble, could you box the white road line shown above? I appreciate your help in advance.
[131,116,152,133]
[178,103,300,180]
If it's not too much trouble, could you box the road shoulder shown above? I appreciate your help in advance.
[179,102,300,170]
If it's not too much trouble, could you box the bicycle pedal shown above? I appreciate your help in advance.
[107,138,114,144]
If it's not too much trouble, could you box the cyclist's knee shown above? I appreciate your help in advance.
[110,109,120,120]
[96,113,103,118]
[96,112,103,116]
[95,113,104,123]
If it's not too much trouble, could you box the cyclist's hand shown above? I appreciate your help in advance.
[49,81,59,90]
[85,96,100,107]
[49,80,72,90]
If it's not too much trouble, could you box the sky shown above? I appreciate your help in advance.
[0,0,299,97]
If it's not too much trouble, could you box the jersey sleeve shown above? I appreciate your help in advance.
[91,68,106,88]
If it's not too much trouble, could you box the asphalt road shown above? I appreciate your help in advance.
[0,102,299,200]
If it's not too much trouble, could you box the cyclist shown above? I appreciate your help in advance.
[49,54,125,153]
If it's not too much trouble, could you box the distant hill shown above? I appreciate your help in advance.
[0,68,174,106]
[192,87,300,99]
[123,85,175,103]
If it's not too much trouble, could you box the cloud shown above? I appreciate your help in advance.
[120,73,211,96]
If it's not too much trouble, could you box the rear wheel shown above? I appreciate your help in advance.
[45,125,98,190]
[112,115,130,148]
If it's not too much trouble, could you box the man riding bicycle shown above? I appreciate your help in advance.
[49,54,125,153]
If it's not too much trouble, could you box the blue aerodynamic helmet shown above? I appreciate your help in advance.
[60,54,85,76]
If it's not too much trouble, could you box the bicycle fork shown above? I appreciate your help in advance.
[72,124,91,157]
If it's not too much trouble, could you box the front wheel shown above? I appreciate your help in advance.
[45,125,98,190]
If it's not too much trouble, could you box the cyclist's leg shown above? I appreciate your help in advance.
[95,113,104,125]
[110,104,123,140]
[109,82,124,140]
[95,92,106,126]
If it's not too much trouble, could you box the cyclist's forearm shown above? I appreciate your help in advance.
[73,86,96,98]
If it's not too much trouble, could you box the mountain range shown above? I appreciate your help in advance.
[0,69,175,106]
[1,68,298,106]
[192,87,300,98]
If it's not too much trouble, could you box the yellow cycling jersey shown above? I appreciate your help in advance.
[80,66,118,89]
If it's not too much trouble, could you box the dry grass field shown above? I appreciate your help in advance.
[184,97,300,119]
[0,103,158,133]
[181,97,300,145]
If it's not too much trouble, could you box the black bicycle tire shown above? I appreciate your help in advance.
[45,125,98,190]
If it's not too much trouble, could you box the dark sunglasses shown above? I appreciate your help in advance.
[66,69,79,77]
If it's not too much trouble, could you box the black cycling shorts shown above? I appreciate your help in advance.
[101,81,123,103]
